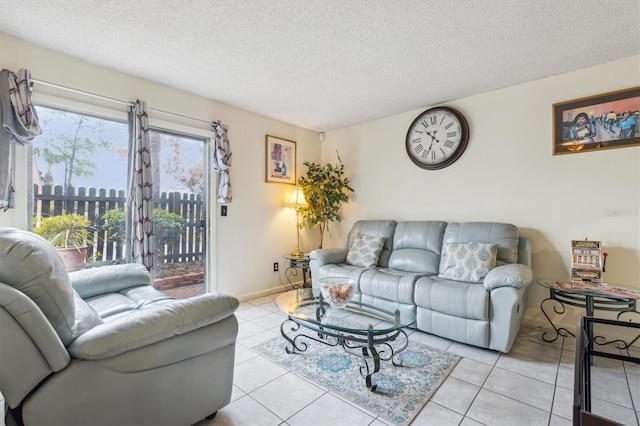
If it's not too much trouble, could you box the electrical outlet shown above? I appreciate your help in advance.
[273,262,279,272]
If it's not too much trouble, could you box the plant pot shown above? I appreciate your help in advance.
[56,246,87,272]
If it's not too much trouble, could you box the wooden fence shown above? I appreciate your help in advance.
[34,184,205,265]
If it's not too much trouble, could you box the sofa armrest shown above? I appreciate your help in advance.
[483,264,533,291]
[67,293,239,360]
[309,248,348,266]
[70,263,151,299]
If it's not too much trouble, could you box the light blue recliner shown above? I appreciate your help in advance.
[0,227,239,426]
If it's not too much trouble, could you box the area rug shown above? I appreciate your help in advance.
[255,333,460,425]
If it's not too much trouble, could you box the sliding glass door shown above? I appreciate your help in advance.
[31,105,209,298]
[149,128,208,298]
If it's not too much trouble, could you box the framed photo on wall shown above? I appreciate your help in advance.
[265,135,296,184]
[553,86,640,155]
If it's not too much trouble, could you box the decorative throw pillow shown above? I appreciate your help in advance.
[346,234,385,268]
[439,242,498,283]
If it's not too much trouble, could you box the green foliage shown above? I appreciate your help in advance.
[298,152,354,249]
[152,209,186,245]
[103,209,126,244]
[33,213,93,249]
[102,208,185,249]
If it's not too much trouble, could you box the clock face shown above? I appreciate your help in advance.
[405,107,469,170]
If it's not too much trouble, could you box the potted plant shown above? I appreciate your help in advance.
[34,213,93,272]
[298,151,354,249]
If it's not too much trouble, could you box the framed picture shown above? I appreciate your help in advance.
[265,135,296,184]
[553,86,640,155]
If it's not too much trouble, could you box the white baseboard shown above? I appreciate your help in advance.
[235,284,291,302]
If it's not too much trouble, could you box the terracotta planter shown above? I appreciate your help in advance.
[56,246,88,272]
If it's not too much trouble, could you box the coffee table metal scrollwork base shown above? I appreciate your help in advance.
[276,289,413,392]
[280,316,410,392]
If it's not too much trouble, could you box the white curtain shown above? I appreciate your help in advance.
[127,100,155,271]
[0,68,42,211]
[211,121,232,203]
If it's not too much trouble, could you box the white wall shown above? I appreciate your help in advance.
[0,33,322,300]
[323,55,640,329]
[2,33,639,330]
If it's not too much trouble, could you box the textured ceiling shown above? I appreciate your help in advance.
[1,0,639,131]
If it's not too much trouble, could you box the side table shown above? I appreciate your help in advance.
[537,279,640,348]
[283,253,311,288]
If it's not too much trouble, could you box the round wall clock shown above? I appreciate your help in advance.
[405,106,469,170]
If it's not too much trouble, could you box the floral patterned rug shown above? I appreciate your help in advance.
[256,332,460,425]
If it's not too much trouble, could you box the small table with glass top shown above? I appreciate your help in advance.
[275,289,415,391]
[537,278,640,348]
[282,253,311,288]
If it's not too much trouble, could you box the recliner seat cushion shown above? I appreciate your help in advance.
[70,263,152,298]
[359,268,420,305]
[85,285,174,320]
[414,275,489,321]
[317,263,370,293]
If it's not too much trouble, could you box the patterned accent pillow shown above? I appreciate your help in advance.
[346,234,385,268]
[439,242,498,283]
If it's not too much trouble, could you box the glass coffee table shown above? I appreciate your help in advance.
[275,289,415,391]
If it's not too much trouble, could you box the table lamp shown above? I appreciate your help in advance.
[286,186,308,256]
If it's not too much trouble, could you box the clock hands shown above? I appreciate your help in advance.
[424,129,442,158]
[424,129,437,157]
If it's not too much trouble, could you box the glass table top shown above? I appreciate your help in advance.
[275,288,415,333]
[537,278,640,300]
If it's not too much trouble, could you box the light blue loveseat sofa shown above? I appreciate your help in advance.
[309,220,533,353]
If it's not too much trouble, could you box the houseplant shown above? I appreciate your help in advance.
[33,213,93,271]
[298,152,354,249]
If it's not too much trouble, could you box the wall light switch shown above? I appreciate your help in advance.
[221,205,227,216]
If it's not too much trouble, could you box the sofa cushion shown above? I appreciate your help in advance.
[347,220,397,267]
[441,222,519,266]
[346,234,385,268]
[388,221,447,273]
[359,268,420,305]
[317,263,370,293]
[439,242,498,283]
[414,275,489,321]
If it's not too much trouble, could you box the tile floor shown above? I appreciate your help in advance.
[2,291,638,426]
[194,292,640,426]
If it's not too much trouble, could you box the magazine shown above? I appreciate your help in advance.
[553,280,640,299]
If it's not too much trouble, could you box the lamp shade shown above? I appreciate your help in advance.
[286,186,307,208]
